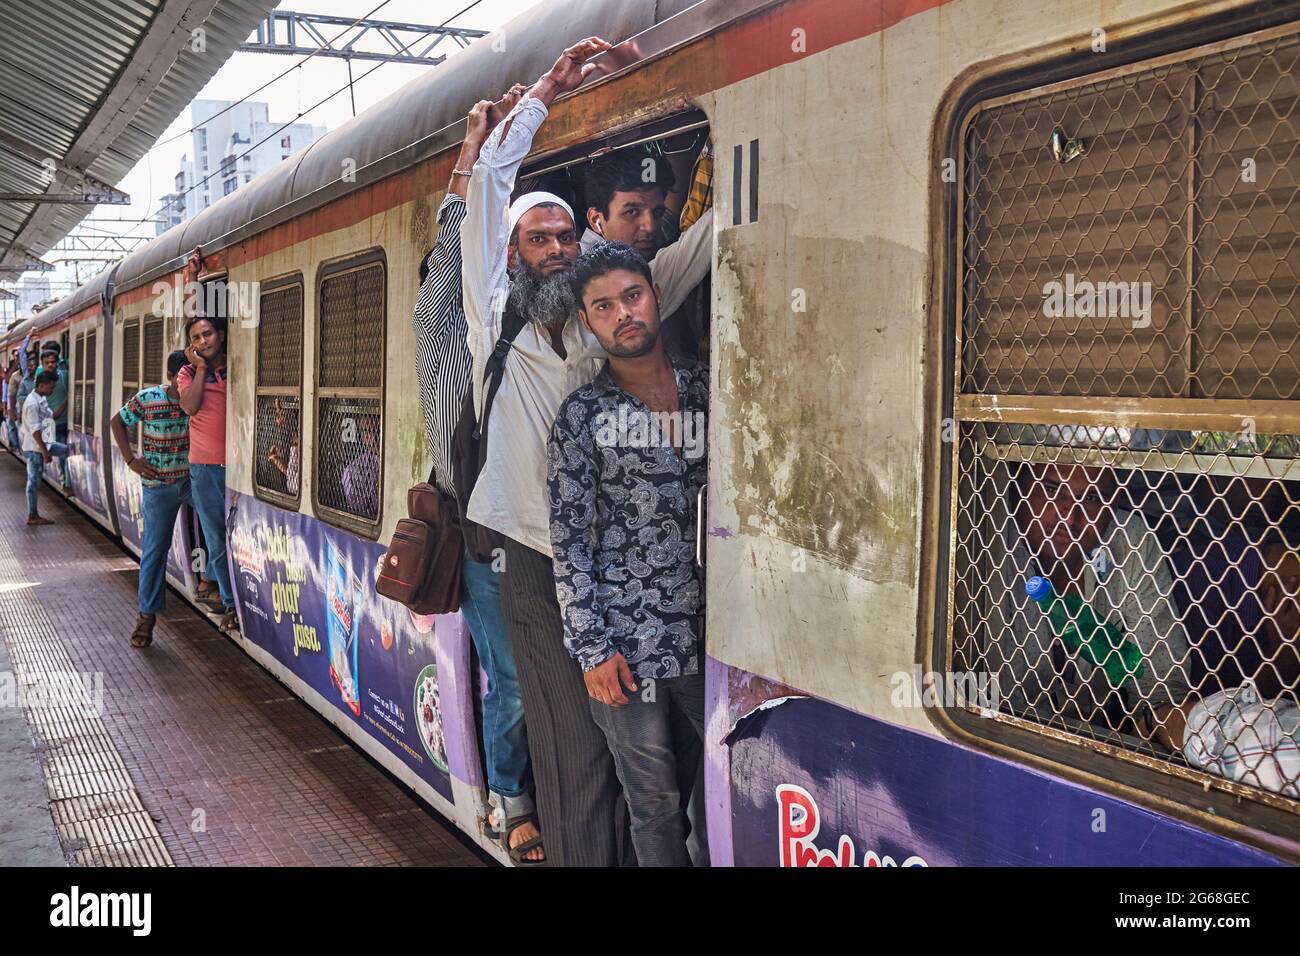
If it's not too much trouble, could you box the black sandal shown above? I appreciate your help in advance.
[503,813,546,866]
[195,582,224,611]
[218,608,240,633]
[130,614,155,648]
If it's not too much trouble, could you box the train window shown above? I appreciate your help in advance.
[72,332,85,433]
[313,255,385,535]
[83,328,96,435]
[254,277,304,507]
[121,318,141,449]
[142,317,164,388]
[948,25,1300,812]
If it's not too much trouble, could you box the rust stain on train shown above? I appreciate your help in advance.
[716,204,922,583]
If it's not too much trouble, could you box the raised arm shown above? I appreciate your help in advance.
[650,207,714,319]
[461,38,611,406]
[176,359,205,416]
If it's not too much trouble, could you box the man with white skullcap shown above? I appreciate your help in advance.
[461,36,644,867]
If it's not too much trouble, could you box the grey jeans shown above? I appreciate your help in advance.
[588,672,705,867]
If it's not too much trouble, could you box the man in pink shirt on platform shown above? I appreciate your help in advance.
[177,265,238,633]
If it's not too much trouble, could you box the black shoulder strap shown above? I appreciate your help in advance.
[473,303,528,444]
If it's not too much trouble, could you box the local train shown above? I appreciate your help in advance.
[3,0,1297,865]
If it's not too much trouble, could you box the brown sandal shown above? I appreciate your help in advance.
[195,582,224,611]
[130,614,156,648]
[218,608,240,633]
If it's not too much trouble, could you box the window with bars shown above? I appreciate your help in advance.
[120,318,141,449]
[73,331,85,433]
[948,25,1300,810]
[83,328,96,435]
[254,279,304,506]
[142,317,165,389]
[314,256,385,534]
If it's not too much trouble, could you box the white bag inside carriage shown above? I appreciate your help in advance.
[1183,683,1300,797]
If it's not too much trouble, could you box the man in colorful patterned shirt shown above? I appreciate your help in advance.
[548,242,708,866]
[110,350,191,648]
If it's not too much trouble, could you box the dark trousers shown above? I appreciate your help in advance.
[589,673,705,867]
[499,536,632,866]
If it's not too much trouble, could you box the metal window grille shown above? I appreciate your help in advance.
[72,331,85,432]
[315,259,384,534]
[951,25,1300,809]
[142,317,164,388]
[254,282,303,505]
[83,329,96,436]
[121,318,140,449]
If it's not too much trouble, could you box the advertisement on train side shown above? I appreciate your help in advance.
[225,491,453,801]
[64,432,107,520]
[110,446,188,580]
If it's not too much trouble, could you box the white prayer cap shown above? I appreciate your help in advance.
[507,191,574,236]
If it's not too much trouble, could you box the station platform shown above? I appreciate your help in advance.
[0,453,488,867]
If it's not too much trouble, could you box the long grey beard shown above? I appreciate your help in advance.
[507,262,578,330]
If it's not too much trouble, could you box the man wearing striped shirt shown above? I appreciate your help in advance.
[412,87,543,863]
[110,350,191,649]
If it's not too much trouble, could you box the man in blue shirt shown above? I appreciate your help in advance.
[548,242,708,866]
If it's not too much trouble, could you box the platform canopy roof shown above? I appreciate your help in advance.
[0,0,280,278]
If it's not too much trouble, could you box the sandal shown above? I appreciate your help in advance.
[130,614,156,648]
[218,608,240,633]
[503,813,545,866]
[195,582,224,611]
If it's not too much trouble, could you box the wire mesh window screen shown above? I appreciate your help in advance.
[121,319,140,448]
[83,329,95,436]
[72,332,85,431]
[255,283,303,504]
[961,30,1299,400]
[316,259,384,532]
[952,27,1300,809]
[315,398,381,523]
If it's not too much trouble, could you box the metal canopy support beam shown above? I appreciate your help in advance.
[240,10,487,64]
[0,247,54,275]
[0,190,130,205]
[51,234,145,254]
[0,130,128,201]
[1,0,225,275]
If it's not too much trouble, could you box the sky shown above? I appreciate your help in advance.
[22,0,546,300]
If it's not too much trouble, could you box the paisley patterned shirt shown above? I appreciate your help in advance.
[548,357,708,678]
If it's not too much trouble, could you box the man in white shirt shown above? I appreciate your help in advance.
[21,370,70,526]
[460,37,713,866]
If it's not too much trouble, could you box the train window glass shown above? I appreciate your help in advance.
[72,332,85,433]
[83,328,96,436]
[121,318,140,449]
[950,26,1300,809]
[314,257,384,535]
[254,279,304,507]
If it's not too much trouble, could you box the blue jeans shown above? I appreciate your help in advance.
[139,479,191,614]
[588,672,706,867]
[189,463,232,609]
[54,423,70,486]
[6,421,17,448]
[460,552,533,810]
[24,444,68,516]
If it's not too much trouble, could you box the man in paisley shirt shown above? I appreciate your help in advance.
[548,242,708,866]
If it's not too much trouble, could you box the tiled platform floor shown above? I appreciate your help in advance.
[0,451,486,867]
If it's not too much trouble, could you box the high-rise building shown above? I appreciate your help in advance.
[155,100,327,235]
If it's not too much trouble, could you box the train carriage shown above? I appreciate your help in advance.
[5,0,1298,865]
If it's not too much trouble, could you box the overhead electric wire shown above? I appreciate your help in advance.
[102,0,488,241]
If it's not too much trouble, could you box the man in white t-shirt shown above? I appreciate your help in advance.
[21,370,70,526]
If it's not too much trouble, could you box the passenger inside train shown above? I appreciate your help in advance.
[977,456,1300,797]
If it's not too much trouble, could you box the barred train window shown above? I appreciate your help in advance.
[82,328,96,436]
[314,257,384,534]
[121,318,140,449]
[254,279,303,506]
[73,331,85,433]
[143,316,164,389]
[950,26,1300,806]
